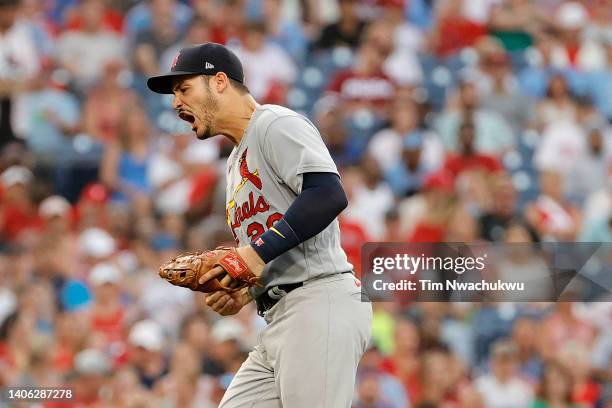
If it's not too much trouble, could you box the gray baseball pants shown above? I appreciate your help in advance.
[219,273,372,408]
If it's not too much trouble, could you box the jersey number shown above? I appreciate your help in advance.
[246,212,283,241]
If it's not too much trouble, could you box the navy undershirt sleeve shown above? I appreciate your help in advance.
[250,172,348,263]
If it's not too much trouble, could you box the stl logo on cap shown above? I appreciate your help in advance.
[171,52,180,70]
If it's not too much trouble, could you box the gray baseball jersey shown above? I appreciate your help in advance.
[225,104,352,289]
[221,104,372,408]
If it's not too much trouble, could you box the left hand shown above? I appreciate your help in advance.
[205,287,252,316]
[198,245,265,287]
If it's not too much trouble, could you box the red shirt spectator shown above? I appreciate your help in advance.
[328,69,395,109]
[443,153,502,177]
[444,121,502,176]
[406,170,455,243]
[326,38,396,116]
[430,1,487,57]
[339,217,370,276]
[64,4,124,34]
[435,19,487,57]
[0,166,42,242]
[87,263,126,345]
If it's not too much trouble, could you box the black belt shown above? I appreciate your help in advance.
[255,282,303,317]
[255,272,353,317]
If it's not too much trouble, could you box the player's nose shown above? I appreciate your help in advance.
[172,95,182,110]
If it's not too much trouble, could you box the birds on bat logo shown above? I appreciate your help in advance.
[224,254,244,273]
[239,148,262,190]
[171,52,180,70]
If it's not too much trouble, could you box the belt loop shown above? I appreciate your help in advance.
[268,286,288,300]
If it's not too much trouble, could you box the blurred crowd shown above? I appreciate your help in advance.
[0,0,610,407]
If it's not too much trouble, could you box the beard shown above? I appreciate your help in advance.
[196,84,220,140]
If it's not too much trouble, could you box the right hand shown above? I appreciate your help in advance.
[205,288,251,316]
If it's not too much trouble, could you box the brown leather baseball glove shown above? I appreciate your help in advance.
[158,247,260,293]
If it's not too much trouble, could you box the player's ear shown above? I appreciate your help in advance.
[213,72,230,93]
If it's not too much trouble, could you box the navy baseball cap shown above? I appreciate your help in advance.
[147,43,245,94]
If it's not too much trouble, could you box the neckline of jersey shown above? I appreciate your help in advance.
[235,104,263,150]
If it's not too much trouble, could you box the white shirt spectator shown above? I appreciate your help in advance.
[462,0,501,24]
[565,132,612,203]
[139,268,194,336]
[550,40,607,72]
[475,374,534,408]
[534,119,586,173]
[368,128,444,172]
[582,186,611,227]
[343,182,395,240]
[383,23,424,85]
[0,21,40,139]
[229,41,297,101]
[0,21,39,80]
[148,135,219,214]
[57,29,126,88]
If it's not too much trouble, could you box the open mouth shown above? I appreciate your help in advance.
[178,111,197,131]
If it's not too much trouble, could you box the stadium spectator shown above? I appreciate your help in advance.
[201,0,246,45]
[369,4,424,86]
[261,0,308,64]
[148,128,219,215]
[532,361,579,408]
[540,303,596,358]
[496,222,553,302]
[19,60,80,189]
[100,103,154,208]
[518,32,567,98]
[126,319,168,389]
[229,22,297,103]
[312,0,365,51]
[379,318,421,403]
[0,165,39,243]
[154,342,215,407]
[479,173,519,241]
[398,169,456,242]
[132,0,181,78]
[511,317,544,382]
[342,158,394,240]
[475,339,534,408]
[357,344,409,408]
[428,0,488,57]
[587,34,612,121]
[550,1,606,72]
[56,0,126,90]
[326,36,396,118]
[442,121,503,177]
[558,342,602,407]
[317,105,361,167]
[435,80,515,154]
[19,0,55,58]
[160,17,211,78]
[488,0,548,52]
[70,348,111,406]
[368,98,443,173]
[82,59,139,144]
[0,0,39,148]
[384,131,432,198]
[532,73,577,131]
[353,369,397,408]
[86,262,126,347]
[526,170,582,240]
[565,123,611,203]
[472,38,533,134]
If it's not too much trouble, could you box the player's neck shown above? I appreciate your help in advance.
[219,95,260,146]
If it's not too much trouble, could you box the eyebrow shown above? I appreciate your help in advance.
[172,80,188,93]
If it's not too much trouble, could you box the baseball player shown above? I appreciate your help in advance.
[147,43,372,407]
